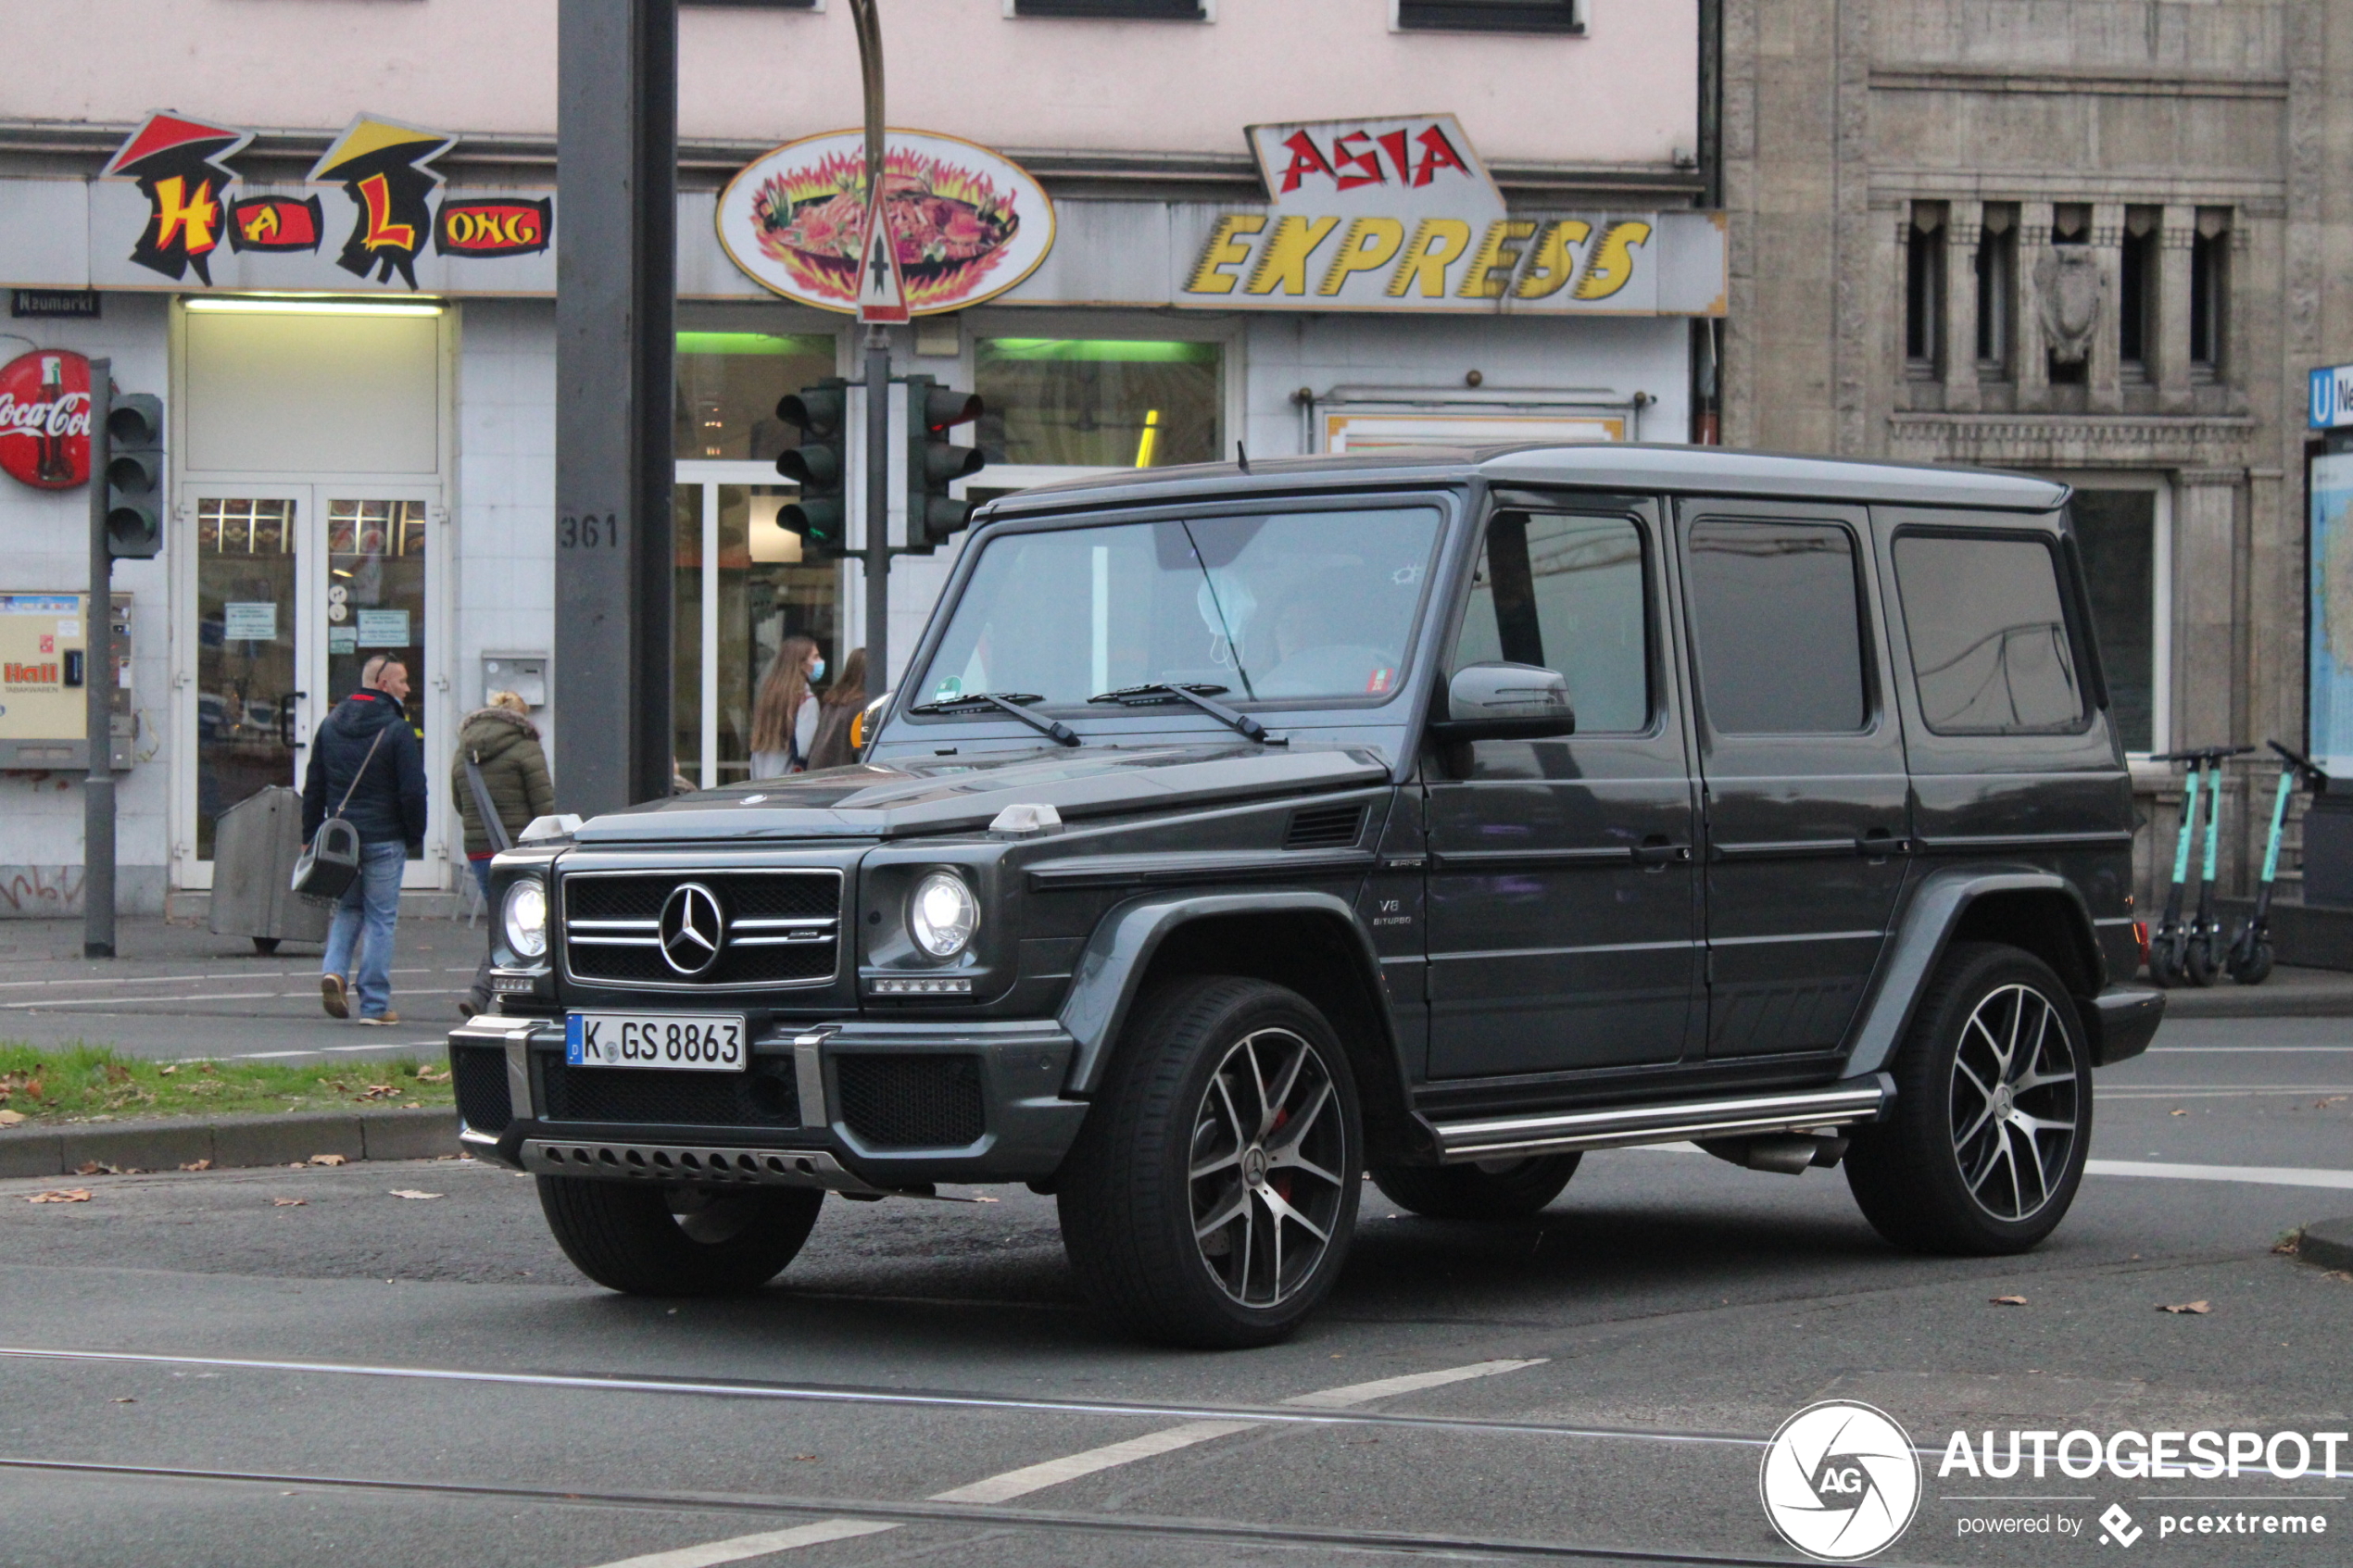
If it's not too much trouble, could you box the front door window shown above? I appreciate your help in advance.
[194,496,298,861]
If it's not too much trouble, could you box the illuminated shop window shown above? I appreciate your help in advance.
[974,337,1223,470]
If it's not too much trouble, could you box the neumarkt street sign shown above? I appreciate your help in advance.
[2309,362,2353,430]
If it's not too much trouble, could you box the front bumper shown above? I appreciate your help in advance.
[448,1014,1088,1192]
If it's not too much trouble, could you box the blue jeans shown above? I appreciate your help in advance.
[323,840,407,1019]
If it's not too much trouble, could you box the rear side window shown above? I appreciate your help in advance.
[1684,519,1869,734]
[1894,533,2085,734]
[1452,512,1650,733]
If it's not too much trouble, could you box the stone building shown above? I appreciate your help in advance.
[1716,0,2353,901]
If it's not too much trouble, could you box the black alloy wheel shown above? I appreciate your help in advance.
[1059,976,1362,1348]
[1845,942,2091,1255]
[537,1176,824,1296]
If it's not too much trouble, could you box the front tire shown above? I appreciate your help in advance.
[538,1177,823,1296]
[1845,943,2091,1256]
[1059,976,1363,1348]
[1371,1155,1579,1221]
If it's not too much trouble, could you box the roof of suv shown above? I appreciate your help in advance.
[975,444,2070,520]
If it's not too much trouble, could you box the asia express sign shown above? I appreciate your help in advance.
[1176,115,1703,315]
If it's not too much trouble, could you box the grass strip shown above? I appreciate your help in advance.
[0,1042,451,1125]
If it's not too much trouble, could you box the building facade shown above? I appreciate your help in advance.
[1718,0,2353,898]
[0,0,1714,913]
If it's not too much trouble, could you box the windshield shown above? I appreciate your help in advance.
[913,506,1444,710]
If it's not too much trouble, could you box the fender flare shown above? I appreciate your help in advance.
[1056,890,1393,1096]
[1841,867,2102,1077]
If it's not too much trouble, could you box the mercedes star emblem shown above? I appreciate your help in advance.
[658,883,726,976]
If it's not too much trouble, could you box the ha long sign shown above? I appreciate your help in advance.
[1173,114,1721,317]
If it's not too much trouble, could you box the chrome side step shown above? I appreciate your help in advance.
[1429,1075,1893,1162]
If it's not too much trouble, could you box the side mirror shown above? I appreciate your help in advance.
[1428,662,1578,744]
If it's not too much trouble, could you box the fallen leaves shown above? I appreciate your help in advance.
[2170,1108,2189,1117]
[28,1188,92,1204]
[110,1398,134,1405]
[271,1198,307,1208]
[2316,1096,2347,1110]
[387,1189,443,1201]
[1989,1295,2029,1307]
[2274,1232,2304,1256]
[2158,1300,2212,1314]
[180,1159,212,1173]
[0,1109,23,1127]
[355,1084,404,1101]
[415,1067,449,1085]
[75,1161,122,1177]
[308,1153,347,1167]
[157,1064,177,1076]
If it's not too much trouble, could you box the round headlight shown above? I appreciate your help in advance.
[909,870,978,959]
[500,879,548,960]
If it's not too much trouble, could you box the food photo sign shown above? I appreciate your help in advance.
[715,130,1056,316]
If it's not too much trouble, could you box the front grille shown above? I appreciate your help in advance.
[538,1056,801,1128]
[837,1053,986,1148]
[452,1045,512,1133]
[1285,801,1366,850]
[561,870,841,989]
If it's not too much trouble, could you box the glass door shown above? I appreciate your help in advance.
[188,484,439,885]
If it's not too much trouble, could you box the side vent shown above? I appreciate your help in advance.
[1285,801,1366,851]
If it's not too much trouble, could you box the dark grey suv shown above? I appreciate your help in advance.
[451,445,2163,1347]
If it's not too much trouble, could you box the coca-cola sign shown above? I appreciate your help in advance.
[0,349,92,491]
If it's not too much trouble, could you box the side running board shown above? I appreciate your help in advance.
[1428,1075,1893,1163]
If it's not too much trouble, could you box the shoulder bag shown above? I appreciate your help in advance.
[291,723,387,902]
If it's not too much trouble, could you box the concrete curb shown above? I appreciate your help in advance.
[2297,1218,2353,1273]
[0,1108,459,1179]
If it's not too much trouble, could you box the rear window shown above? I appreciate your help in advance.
[1894,533,2086,734]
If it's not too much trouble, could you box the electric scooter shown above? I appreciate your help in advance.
[2148,746,2252,987]
[2225,739,2333,985]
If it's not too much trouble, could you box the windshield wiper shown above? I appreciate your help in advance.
[1088,683,1282,745]
[906,691,1081,747]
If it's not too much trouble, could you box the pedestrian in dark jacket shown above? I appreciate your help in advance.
[805,648,868,771]
[452,692,554,1018]
[302,656,426,1025]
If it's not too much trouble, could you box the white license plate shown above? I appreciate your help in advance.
[564,1011,747,1071]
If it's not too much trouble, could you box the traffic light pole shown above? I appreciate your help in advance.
[862,326,891,697]
[83,361,115,960]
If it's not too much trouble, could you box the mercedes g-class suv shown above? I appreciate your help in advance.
[451,445,2163,1348]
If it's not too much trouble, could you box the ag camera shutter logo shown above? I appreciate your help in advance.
[1759,1400,1922,1561]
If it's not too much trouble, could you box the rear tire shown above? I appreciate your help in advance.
[1371,1155,1579,1221]
[537,1177,823,1296]
[1059,976,1362,1349]
[1845,942,2091,1256]
[252,936,281,955]
[2228,930,2275,986]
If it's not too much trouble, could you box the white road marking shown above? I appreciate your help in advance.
[2083,1158,2353,1190]
[0,966,461,992]
[581,1520,899,1568]
[580,1357,1544,1568]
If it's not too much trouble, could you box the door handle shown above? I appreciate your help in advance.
[281,692,308,751]
[1856,827,1909,859]
[1632,836,1691,868]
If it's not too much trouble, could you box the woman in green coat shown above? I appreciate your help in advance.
[452,693,553,1017]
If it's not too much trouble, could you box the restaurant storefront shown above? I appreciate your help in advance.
[0,108,1723,909]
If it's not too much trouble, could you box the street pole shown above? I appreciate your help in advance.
[849,0,891,692]
[83,361,115,960]
[553,0,677,814]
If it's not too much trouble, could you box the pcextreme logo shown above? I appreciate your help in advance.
[1759,1400,1923,1562]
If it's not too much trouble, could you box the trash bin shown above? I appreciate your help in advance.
[208,786,331,953]
[2302,791,2353,909]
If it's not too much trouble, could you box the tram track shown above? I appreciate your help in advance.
[0,1454,1823,1567]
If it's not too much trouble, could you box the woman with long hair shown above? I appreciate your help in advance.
[749,633,823,778]
[805,647,868,771]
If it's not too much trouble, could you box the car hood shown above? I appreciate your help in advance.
[571,744,1391,843]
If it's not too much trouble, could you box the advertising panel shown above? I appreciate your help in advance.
[2309,451,2353,774]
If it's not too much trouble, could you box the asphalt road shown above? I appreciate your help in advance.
[2,997,2348,1567]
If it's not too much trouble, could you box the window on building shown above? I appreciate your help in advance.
[674,332,838,461]
[974,337,1223,470]
[2069,489,2162,753]
[1397,0,1588,31]
[1452,513,1651,734]
[2119,207,2158,377]
[1684,520,1869,734]
[1975,206,2015,376]
[1894,533,2085,734]
[1905,203,1944,377]
[2190,208,2229,378]
[1012,1,1206,18]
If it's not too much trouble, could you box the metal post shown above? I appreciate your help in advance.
[554,0,677,814]
[83,362,115,959]
[849,0,892,691]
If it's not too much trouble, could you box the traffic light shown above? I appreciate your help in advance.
[774,378,849,556]
[105,393,164,559]
[903,375,986,551]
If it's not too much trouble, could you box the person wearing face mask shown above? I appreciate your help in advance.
[749,634,824,778]
[805,647,868,771]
